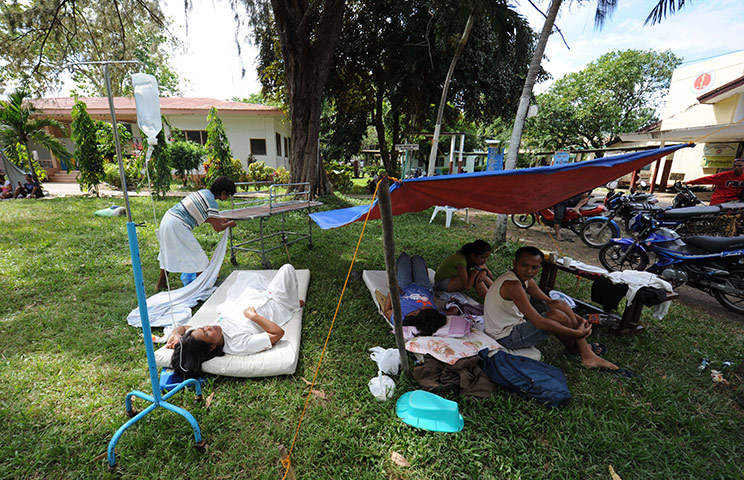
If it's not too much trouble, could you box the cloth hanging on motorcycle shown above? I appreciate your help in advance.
[591,277,629,312]
[309,144,691,230]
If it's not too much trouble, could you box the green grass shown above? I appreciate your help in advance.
[1,195,743,479]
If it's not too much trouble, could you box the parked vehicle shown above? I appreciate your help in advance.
[580,183,661,248]
[598,214,744,314]
[510,202,607,235]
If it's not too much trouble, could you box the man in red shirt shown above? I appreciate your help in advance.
[687,157,744,205]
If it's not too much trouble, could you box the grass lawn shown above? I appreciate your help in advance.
[1,194,743,479]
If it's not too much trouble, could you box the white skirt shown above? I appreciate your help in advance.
[157,212,209,273]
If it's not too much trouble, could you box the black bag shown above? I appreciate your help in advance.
[478,349,571,408]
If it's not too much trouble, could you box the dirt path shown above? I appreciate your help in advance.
[505,216,743,324]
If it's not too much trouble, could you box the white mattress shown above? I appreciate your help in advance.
[154,269,310,378]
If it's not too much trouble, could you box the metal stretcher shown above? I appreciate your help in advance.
[219,182,322,268]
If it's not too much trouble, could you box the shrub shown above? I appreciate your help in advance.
[170,140,206,186]
[71,101,104,194]
[326,162,353,193]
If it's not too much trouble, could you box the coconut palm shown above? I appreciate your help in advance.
[0,89,71,182]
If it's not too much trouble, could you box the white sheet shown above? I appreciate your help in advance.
[127,231,229,328]
[154,268,310,378]
[362,269,541,361]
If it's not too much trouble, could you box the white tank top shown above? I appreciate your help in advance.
[484,270,528,340]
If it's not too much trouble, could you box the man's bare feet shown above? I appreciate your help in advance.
[581,354,618,370]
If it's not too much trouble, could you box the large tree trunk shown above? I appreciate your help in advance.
[426,12,475,177]
[493,0,562,245]
[271,0,346,197]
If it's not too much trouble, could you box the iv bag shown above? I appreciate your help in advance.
[132,73,162,145]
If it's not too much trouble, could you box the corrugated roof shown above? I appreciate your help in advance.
[32,97,282,116]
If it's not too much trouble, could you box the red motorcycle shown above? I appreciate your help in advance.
[510,202,608,234]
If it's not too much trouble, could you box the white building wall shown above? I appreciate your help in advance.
[662,51,744,181]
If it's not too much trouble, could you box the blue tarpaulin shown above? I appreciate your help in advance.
[310,144,691,229]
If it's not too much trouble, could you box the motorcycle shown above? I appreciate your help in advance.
[598,214,744,314]
[580,182,661,248]
[510,201,607,235]
[581,181,710,249]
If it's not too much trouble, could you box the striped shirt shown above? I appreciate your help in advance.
[168,189,218,229]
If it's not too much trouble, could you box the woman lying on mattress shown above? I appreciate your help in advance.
[165,264,304,379]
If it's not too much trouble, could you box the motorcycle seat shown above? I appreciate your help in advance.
[685,235,744,253]
[579,203,601,211]
[662,205,721,218]
[718,202,744,210]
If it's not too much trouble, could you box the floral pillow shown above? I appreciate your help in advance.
[405,329,503,365]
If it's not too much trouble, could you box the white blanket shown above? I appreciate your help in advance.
[127,231,228,328]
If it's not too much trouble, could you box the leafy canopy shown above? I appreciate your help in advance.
[0,0,182,96]
[70,101,104,193]
[525,49,682,151]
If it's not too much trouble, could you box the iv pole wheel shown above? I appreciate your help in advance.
[107,462,118,473]
[195,440,207,453]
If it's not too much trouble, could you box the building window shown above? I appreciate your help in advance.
[183,130,207,145]
[275,133,282,157]
[284,137,289,158]
[250,138,267,156]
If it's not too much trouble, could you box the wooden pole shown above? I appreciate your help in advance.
[377,176,410,376]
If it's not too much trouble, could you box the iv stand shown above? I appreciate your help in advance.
[70,61,206,470]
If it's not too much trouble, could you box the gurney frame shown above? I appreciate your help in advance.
[220,182,322,268]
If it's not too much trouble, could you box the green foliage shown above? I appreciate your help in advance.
[145,129,171,197]
[0,0,182,95]
[70,101,104,193]
[325,162,353,193]
[247,160,275,186]
[95,122,133,162]
[5,142,47,181]
[170,140,206,186]
[204,107,243,184]
[274,166,290,184]
[524,49,682,151]
[0,88,70,182]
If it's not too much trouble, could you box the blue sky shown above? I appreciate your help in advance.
[162,0,743,99]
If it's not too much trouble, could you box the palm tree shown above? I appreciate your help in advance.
[0,89,71,183]
[493,0,690,244]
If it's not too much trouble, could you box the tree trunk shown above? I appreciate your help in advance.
[374,86,394,175]
[23,141,39,183]
[271,0,346,197]
[494,0,562,245]
[427,12,475,177]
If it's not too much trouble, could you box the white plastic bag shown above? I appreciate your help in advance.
[369,346,400,375]
[368,371,395,401]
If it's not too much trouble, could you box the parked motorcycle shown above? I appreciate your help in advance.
[580,183,661,248]
[510,201,607,235]
[598,214,744,314]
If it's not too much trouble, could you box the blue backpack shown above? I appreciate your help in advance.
[478,349,571,408]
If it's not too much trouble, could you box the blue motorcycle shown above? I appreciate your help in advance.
[598,214,744,314]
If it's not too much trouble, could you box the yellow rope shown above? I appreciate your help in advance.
[281,177,383,479]
[688,117,744,145]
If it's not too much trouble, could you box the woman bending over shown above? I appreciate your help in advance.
[434,239,494,298]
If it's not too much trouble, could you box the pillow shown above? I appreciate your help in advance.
[405,329,503,365]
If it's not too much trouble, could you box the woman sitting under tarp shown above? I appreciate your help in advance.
[434,239,494,298]
[165,264,304,379]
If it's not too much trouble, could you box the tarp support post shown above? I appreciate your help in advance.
[378,176,410,377]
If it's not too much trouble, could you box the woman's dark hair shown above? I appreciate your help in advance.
[170,330,225,379]
[460,239,492,258]
[402,308,447,336]
[209,176,236,197]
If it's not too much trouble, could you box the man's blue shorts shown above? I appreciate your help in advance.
[497,321,549,350]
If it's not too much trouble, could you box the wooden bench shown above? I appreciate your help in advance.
[538,259,679,335]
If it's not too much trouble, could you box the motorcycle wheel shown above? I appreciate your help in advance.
[569,219,584,236]
[511,213,536,229]
[599,243,649,272]
[713,267,744,314]
[580,218,621,249]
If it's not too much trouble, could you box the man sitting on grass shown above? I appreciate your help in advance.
[484,246,634,377]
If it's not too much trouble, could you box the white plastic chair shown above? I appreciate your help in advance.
[429,206,469,228]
